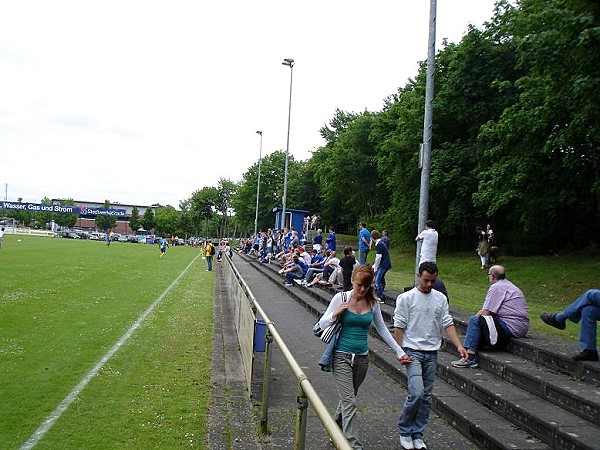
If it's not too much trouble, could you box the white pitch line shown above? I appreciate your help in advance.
[20,255,200,450]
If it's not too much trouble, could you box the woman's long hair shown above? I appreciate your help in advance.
[351,264,377,306]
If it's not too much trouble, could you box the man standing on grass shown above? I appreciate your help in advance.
[358,221,371,265]
[415,220,438,265]
[0,227,4,249]
[371,230,391,304]
[204,240,215,271]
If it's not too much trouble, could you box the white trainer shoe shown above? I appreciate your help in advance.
[399,435,414,449]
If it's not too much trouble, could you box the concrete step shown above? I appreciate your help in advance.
[240,252,600,450]
[450,313,600,388]
[443,340,600,426]
[435,350,600,450]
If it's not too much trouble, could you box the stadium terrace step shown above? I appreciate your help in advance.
[238,250,600,450]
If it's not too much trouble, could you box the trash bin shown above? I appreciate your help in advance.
[254,320,267,352]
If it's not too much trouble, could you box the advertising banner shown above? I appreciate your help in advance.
[1,201,127,217]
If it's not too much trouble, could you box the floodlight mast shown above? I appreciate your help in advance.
[254,130,263,236]
[280,58,294,230]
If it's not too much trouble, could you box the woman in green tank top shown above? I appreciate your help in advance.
[318,265,411,449]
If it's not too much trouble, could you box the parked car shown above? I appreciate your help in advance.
[117,234,129,242]
[61,231,81,239]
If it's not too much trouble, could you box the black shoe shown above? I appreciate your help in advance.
[572,349,599,362]
[540,313,566,330]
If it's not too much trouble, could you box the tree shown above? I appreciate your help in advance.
[54,198,78,228]
[215,178,238,238]
[95,200,118,231]
[475,0,600,251]
[5,197,32,227]
[232,150,302,235]
[129,206,141,233]
[188,187,219,237]
[141,207,155,233]
[34,197,54,229]
[314,110,390,233]
[154,205,182,237]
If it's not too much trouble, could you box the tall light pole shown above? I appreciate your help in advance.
[281,58,294,230]
[254,130,263,236]
[415,0,437,278]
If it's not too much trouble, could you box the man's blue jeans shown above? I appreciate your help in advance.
[206,255,213,271]
[557,289,600,350]
[358,248,369,265]
[374,267,389,299]
[397,349,437,440]
[463,314,513,351]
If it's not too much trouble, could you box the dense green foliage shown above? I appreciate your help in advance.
[230,0,599,252]
[5,1,598,249]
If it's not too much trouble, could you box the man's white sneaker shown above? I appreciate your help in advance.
[413,438,427,449]
[399,435,414,449]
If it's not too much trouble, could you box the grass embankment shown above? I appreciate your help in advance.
[0,235,212,449]
[336,233,600,344]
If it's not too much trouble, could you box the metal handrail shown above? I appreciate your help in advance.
[225,255,352,450]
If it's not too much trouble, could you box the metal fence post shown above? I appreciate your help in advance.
[294,385,309,450]
[260,329,273,433]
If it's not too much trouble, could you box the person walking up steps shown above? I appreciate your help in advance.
[394,262,467,450]
[317,265,411,449]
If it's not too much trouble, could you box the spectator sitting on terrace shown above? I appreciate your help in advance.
[540,289,600,362]
[298,246,312,265]
[320,250,340,283]
[282,255,305,286]
[301,249,326,285]
[276,243,297,266]
[452,265,529,369]
[291,229,300,248]
[300,230,308,247]
[308,250,340,287]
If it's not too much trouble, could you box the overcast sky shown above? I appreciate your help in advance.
[1,0,498,208]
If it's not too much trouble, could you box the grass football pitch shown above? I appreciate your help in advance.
[0,235,213,449]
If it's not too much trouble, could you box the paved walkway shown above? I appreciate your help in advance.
[209,256,475,449]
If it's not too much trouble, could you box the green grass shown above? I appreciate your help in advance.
[0,235,213,449]
[383,247,600,345]
[328,233,599,344]
[2,233,598,448]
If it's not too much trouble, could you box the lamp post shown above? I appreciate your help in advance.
[415,0,437,279]
[281,58,294,230]
[254,130,263,236]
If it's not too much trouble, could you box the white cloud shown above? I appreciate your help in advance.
[0,0,498,207]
